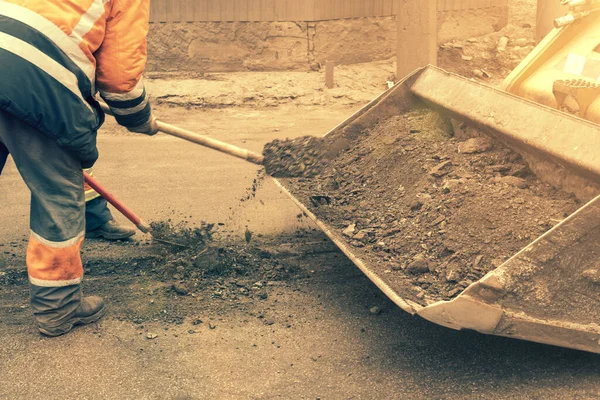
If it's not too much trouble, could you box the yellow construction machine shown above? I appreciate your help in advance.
[270,0,600,353]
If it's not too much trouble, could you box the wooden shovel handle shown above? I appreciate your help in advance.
[99,101,264,165]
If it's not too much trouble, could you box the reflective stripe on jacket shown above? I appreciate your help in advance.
[0,0,151,166]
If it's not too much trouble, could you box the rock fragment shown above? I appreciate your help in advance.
[582,269,600,284]
[171,283,189,296]
[369,306,382,315]
[410,201,424,211]
[343,224,356,237]
[407,254,430,274]
[429,161,452,177]
[458,138,493,154]
[512,38,529,47]
[431,215,446,226]
[494,176,528,189]
[497,36,509,52]
[353,230,368,241]
[446,270,461,282]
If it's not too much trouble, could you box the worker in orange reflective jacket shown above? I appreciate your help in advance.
[0,0,158,336]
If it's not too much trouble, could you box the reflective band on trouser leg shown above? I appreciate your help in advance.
[83,168,100,202]
[27,231,85,287]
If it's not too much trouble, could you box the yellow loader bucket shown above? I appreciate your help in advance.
[272,65,600,353]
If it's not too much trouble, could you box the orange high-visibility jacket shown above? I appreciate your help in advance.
[0,0,152,166]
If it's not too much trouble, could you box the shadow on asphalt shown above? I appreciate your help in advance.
[315,253,600,392]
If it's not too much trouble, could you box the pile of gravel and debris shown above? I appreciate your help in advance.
[277,108,580,303]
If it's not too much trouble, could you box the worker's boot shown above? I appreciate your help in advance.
[31,285,105,337]
[86,219,136,240]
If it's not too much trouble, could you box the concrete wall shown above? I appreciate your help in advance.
[147,6,508,74]
[437,7,509,44]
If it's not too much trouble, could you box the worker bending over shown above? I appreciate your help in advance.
[0,0,158,336]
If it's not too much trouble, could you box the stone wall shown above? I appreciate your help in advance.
[147,7,508,74]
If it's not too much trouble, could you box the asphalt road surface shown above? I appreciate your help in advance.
[1,105,599,400]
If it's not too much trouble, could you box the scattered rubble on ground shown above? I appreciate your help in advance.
[148,220,308,284]
[0,219,328,325]
[105,225,334,324]
[147,59,396,109]
[438,23,536,85]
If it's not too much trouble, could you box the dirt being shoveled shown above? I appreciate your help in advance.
[150,220,215,248]
[263,136,329,177]
[263,134,354,178]
[278,108,581,304]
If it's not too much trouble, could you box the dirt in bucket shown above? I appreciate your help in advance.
[277,108,581,303]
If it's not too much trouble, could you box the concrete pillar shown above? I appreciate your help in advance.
[536,0,568,42]
[397,0,437,80]
[325,61,334,89]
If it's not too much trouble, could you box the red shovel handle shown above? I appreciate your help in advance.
[83,171,150,233]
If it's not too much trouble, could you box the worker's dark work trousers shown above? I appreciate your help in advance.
[0,110,86,329]
[86,196,112,231]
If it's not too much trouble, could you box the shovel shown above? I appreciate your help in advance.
[98,102,264,165]
[83,171,151,233]
[84,172,188,247]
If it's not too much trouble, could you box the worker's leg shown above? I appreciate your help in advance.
[0,110,104,334]
[84,169,136,240]
[84,172,113,231]
[0,141,8,175]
